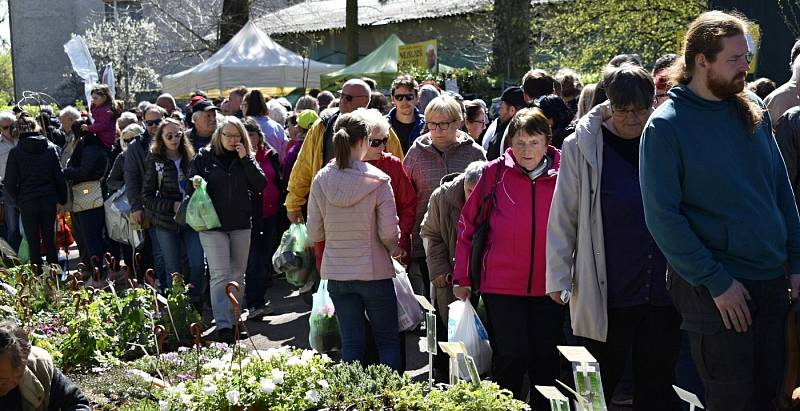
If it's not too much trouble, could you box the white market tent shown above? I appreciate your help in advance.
[162,21,342,97]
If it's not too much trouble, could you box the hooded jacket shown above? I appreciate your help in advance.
[285,113,404,212]
[403,130,487,258]
[453,147,560,297]
[4,134,67,208]
[640,85,800,297]
[420,172,465,280]
[306,161,399,282]
[187,147,267,232]
[87,105,116,148]
[0,346,90,411]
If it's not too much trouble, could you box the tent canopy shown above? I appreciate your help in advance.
[320,34,405,91]
[162,21,342,97]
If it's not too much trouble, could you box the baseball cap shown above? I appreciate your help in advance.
[191,100,219,114]
[297,109,319,130]
[500,86,526,109]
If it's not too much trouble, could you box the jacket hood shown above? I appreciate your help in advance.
[316,161,390,207]
[503,146,561,177]
[668,84,741,112]
[19,134,49,154]
[438,172,467,209]
[412,130,476,151]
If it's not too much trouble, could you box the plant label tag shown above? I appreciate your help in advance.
[673,385,704,409]
[535,385,568,401]
[415,294,436,312]
[426,312,437,354]
[156,294,169,305]
[464,355,480,387]
[557,345,597,363]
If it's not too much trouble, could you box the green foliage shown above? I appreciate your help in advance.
[531,0,707,76]
[0,49,13,105]
[400,66,500,102]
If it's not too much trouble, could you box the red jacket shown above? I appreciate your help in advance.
[366,152,416,260]
[255,147,282,219]
[453,147,560,297]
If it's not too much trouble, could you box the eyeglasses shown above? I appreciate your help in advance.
[164,131,183,140]
[145,119,162,127]
[427,121,454,131]
[340,93,369,102]
[466,119,487,126]
[393,93,415,102]
[368,138,389,147]
[221,131,242,140]
[611,106,651,119]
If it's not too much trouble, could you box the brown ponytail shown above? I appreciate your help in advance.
[332,111,370,169]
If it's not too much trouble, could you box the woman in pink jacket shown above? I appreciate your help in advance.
[80,85,117,149]
[452,107,563,409]
[306,110,403,371]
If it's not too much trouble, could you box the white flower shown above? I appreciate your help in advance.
[226,389,240,405]
[286,356,302,366]
[202,384,216,396]
[260,379,276,394]
[272,369,285,384]
[305,389,320,403]
[318,379,329,390]
[301,350,315,362]
[159,400,170,411]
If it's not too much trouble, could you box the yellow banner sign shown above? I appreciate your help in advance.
[399,40,439,73]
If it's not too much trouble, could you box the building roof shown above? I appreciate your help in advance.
[254,0,559,35]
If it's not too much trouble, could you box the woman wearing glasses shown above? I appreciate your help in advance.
[142,118,206,302]
[187,116,266,343]
[463,100,488,142]
[547,64,681,409]
[402,95,485,379]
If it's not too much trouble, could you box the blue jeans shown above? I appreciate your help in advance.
[3,190,21,250]
[154,226,206,302]
[327,279,400,371]
[147,226,167,288]
[245,215,278,309]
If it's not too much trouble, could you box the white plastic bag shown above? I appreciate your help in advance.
[308,280,341,352]
[448,300,492,378]
[393,260,423,332]
[104,186,144,248]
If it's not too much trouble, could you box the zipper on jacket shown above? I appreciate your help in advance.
[527,181,536,294]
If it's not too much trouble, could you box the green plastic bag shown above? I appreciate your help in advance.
[185,177,221,231]
[272,223,315,287]
[17,238,29,264]
[308,280,341,352]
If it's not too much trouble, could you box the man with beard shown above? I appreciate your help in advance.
[640,11,800,410]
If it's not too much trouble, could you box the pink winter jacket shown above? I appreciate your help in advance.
[87,105,116,149]
[453,147,560,297]
[307,160,400,281]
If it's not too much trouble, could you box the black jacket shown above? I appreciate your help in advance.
[187,147,266,231]
[0,369,91,411]
[142,152,191,231]
[4,134,68,208]
[123,131,150,211]
[63,133,109,184]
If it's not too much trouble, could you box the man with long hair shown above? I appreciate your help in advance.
[640,11,800,410]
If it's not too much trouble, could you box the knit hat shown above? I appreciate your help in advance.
[121,123,145,141]
[297,109,319,130]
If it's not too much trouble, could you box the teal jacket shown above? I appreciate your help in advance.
[640,85,800,297]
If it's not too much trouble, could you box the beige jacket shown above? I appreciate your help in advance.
[307,160,399,281]
[546,103,610,342]
[764,80,799,127]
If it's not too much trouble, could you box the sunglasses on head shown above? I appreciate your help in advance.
[393,93,415,102]
[145,119,162,127]
[368,138,389,148]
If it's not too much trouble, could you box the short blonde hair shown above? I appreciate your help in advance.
[210,116,253,156]
[424,95,463,122]
[358,108,390,138]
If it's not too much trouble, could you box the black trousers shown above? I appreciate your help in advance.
[583,303,682,411]
[483,293,565,410]
[20,201,57,269]
[670,271,788,411]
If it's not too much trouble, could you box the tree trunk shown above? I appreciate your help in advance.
[220,0,250,48]
[491,0,532,84]
[346,0,359,64]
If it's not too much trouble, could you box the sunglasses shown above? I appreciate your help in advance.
[393,93,415,102]
[368,138,389,148]
[145,119,162,127]
[164,132,183,140]
[340,93,369,102]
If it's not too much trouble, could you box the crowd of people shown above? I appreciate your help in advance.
[2,9,800,411]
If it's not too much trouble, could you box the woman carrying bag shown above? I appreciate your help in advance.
[187,116,266,343]
[64,119,109,270]
[142,118,206,300]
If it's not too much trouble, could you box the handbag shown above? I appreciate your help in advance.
[468,160,503,292]
[71,180,103,212]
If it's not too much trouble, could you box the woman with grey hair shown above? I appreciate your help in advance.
[0,321,90,409]
[420,160,486,322]
[295,95,320,113]
[547,64,680,408]
[416,84,441,114]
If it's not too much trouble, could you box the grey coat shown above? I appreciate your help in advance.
[546,102,610,342]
